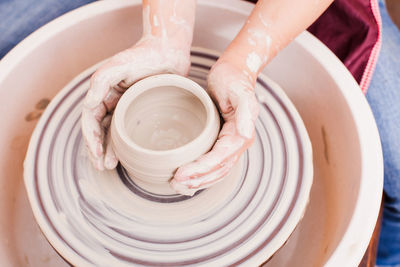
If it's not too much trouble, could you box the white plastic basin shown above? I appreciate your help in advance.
[0,0,383,266]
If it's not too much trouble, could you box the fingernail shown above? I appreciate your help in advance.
[104,156,118,170]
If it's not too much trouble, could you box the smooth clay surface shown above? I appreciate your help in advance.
[125,86,206,151]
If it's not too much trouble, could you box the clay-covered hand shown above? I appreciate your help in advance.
[81,38,191,170]
[171,61,260,195]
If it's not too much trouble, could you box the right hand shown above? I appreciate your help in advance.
[171,61,260,195]
[81,37,191,171]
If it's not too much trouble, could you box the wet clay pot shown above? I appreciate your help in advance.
[110,74,220,192]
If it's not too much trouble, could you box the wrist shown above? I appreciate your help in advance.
[141,0,195,53]
[140,31,191,54]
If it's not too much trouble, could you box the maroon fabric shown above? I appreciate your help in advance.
[308,0,379,84]
[245,0,380,85]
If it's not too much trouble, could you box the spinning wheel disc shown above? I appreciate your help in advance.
[24,48,312,266]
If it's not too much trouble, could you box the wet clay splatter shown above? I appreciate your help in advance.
[321,126,329,164]
[25,110,43,121]
[35,98,50,110]
[25,98,50,122]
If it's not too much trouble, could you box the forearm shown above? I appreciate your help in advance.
[220,0,333,85]
[142,0,196,51]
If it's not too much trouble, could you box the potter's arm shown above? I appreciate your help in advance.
[171,0,333,195]
[219,0,334,83]
[141,0,195,51]
[82,0,196,171]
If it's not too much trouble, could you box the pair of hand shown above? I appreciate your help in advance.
[81,36,259,195]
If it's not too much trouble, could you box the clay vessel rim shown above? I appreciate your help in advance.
[113,73,218,156]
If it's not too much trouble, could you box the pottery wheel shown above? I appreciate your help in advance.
[24,48,312,266]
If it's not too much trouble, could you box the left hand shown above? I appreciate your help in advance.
[170,60,260,196]
[81,37,191,171]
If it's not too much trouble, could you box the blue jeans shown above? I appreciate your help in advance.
[1,0,400,265]
[366,1,400,266]
[0,0,95,58]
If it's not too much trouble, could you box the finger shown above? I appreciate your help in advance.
[102,115,118,170]
[118,80,132,90]
[170,180,198,196]
[170,161,232,196]
[173,121,246,182]
[104,134,118,169]
[235,92,259,139]
[84,67,126,109]
[103,88,123,112]
[180,158,234,187]
[81,107,105,170]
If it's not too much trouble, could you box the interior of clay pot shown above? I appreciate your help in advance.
[124,86,207,151]
[0,0,382,266]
